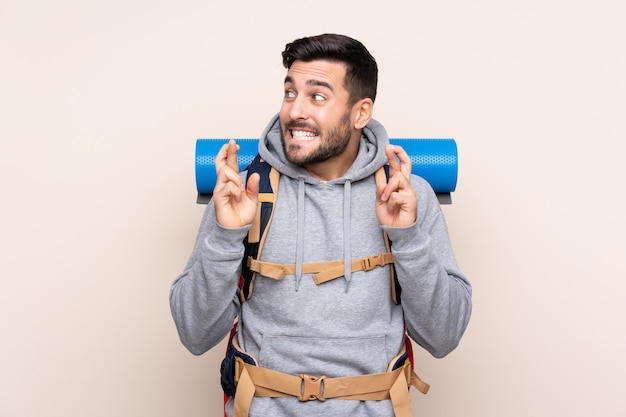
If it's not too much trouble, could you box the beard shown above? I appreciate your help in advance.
[281,111,352,167]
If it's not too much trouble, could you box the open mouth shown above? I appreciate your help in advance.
[290,129,319,141]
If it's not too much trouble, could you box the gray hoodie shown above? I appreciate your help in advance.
[170,114,472,416]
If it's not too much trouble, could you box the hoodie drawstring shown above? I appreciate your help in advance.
[294,178,354,292]
[294,177,306,291]
[343,180,352,289]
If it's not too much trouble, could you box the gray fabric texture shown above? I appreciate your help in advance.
[170,114,472,416]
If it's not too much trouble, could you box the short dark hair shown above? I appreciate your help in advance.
[281,34,378,105]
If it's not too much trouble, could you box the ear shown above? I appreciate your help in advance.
[352,98,373,129]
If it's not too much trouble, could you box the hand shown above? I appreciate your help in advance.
[213,139,260,228]
[375,144,418,227]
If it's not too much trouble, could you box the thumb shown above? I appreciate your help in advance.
[376,182,388,203]
[245,172,261,201]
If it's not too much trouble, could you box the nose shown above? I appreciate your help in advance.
[286,95,308,120]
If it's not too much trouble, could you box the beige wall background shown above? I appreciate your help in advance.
[1,0,624,416]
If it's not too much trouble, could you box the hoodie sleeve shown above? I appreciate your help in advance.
[382,176,472,358]
[169,200,248,355]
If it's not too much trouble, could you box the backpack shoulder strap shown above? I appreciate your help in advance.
[239,155,279,302]
[374,165,402,305]
[240,161,399,304]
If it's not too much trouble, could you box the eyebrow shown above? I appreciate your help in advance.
[284,75,335,93]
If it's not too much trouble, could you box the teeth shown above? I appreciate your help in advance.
[291,130,317,140]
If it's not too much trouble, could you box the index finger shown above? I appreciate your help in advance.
[225,139,240,172]
[386,144,412,180]
[215,139,240,174]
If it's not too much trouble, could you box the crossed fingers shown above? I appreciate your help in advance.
[214,139,244,197]
[386,144,412,180]
[376,144,417,227]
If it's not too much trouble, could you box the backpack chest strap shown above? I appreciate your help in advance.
[247,252,394,284]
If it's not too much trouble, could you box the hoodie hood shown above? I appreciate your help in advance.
[257,113,390,184]
[254,113,391,291]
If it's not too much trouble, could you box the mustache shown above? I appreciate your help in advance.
[284,120,319,133]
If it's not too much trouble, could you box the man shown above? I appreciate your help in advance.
[170,33,472,417]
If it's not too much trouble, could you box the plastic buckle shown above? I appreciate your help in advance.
[298,374,327,402]
[362,254,384,271]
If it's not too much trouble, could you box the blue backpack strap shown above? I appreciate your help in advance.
[239,154,279,302]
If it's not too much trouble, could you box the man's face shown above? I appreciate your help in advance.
[279,59,355,167]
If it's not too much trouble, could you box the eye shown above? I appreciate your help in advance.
[284,90,296,99]
[312,93,325,102]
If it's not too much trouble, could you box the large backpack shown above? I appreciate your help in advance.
[238,154,402,304]
[222,155,425,416]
